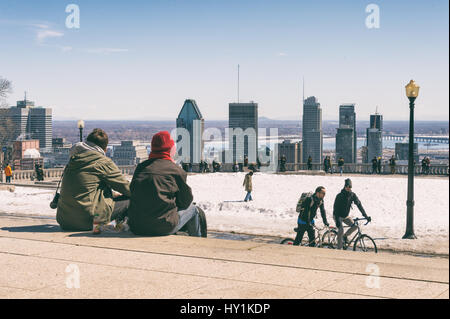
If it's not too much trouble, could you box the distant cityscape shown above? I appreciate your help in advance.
[0,94,449,171]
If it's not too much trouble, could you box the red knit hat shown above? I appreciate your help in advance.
[151,131,175,152]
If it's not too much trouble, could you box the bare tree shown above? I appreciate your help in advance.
[0,76,12,108]
[0,77,14,166]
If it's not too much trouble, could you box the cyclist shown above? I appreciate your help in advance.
[293,186,330,247]
[333,178,371,249]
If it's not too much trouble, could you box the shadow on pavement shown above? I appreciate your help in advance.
[67,231,139,238]
[1,224,63,233]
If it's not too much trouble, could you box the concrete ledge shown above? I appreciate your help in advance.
[0,216,448,299]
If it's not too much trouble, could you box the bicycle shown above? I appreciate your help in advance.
[280,224,338,248]
[335,217,378,253]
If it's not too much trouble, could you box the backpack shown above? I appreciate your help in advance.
[296,192,321,223]
[296,192,314,212]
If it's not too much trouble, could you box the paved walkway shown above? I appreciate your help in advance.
[0,215,448,299]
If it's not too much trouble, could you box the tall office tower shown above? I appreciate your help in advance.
[176,99,205,164]
[336,104,357,163]
[228,102,258,163]
[0,96,52,152]
[29,107,52,152]
[370,114,383,130]
[365,113,383,163]
[395,142,419,163]
[277,140,303,164]
[302,96,323,164]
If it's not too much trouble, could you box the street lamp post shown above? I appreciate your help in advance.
[403,80,420,239]
[77,120,85,143]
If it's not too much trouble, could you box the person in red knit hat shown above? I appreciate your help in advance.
[127,131,207,237]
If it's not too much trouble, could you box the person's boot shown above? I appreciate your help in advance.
[196,206,208,238]
[343,235,349,247]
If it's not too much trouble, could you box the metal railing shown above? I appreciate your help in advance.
[1,163,448,183]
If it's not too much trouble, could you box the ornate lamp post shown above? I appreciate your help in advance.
[77,120,85,142]
[402,80,420,239]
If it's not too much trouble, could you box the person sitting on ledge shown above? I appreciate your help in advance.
[56,128,131,233]
[127,131,207,237]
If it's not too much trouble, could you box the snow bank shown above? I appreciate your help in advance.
[1,173,448,255]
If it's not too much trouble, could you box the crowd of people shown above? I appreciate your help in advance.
[1,128,437,250]
[52,128,374,245]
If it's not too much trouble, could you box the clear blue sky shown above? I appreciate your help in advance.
[0,0,448,121]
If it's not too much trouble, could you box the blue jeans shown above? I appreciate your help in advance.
[170,204,202,237]
[6,176,11,183]
[244,192,253,201]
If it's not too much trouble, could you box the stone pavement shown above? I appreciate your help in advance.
[0,215,448,299]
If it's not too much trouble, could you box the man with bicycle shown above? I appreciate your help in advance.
[293,186,330,247]
[333,178,371,249]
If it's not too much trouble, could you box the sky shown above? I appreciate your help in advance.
[0,0,448,122]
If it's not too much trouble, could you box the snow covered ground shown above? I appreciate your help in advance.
[1,173,448,255]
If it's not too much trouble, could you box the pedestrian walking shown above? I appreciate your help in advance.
[338,157,344,176]
[4,163,12,183]
[293,186,329,247]
[243,171,253,202]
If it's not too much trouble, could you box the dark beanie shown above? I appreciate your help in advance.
[151,131,175,152]
[344,178,352,188]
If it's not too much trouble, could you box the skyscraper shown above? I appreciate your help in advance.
[176,99,205,164]
[302,96,322,164]
[228,102,258,163]
[366,113,383,162]
[0,96,52,152]
[277,140,302,164]
[336,104,357,163]
[395,142,419,163]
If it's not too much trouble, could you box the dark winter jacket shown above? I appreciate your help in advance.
[298,194,328,225]
[127,158,193,236]
[389,158,396,166]
[333,189,367,221]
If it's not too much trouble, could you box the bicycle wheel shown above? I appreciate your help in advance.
[321,229,338,249]
[280,238,295,245]
[353,234,378,253]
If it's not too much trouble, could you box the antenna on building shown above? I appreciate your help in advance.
[302,77,305,104]
[237,64,240,103]
[24,91,27,102]
[375,105,378,114]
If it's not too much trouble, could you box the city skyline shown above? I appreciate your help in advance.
[0,0,448,122]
